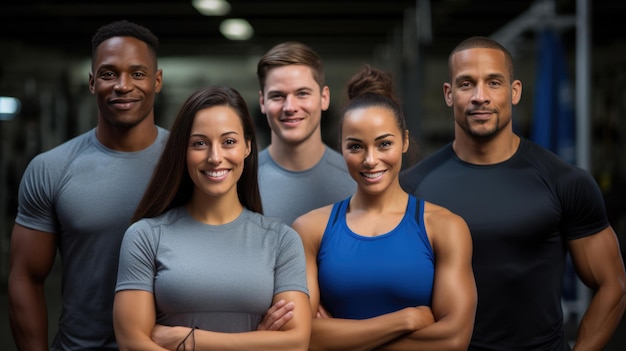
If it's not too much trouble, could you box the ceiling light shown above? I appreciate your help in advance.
[0,96,20,121]
[219,19,254,41]
[192,0,231,16]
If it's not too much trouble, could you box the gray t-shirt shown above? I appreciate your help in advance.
[15,127,169,350]
[116,206,308,332]
[258,146,356,225]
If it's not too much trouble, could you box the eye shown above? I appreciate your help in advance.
[224,138,237,146]
[379,140,392,148]
[131,71,147,79]
[346,143,362,151]
[99,71,116,80]
[268,94,284,101]
[190,139,207,148]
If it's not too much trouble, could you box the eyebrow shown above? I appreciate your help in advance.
[455,72,505,84]
[266,86,314,94]
[190,130,240,138]
[345,133,394,142]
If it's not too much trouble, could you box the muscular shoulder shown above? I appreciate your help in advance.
[423,201,471,249]
[22,131,94,182]
[291,205,333,244]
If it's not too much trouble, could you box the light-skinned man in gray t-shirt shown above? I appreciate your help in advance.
[256,41,356,226]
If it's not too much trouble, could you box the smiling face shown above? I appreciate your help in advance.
[444,47,521,141]
[186,105,251,201]
[341,105,408,195]
[259,64,330,146]
[89,36,162,129]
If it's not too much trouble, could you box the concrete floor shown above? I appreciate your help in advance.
[2,259,626,350]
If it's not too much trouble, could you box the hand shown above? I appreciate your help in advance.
[404,306,435,331]
[316,304,333,319]
[257,299,295,331]
[152,324,190,350]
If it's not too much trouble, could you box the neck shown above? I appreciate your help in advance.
[186,191,244,225]
[350,182,408,214]
[268,132,326,171]
[453,129,520,165]
[96,119,157,152]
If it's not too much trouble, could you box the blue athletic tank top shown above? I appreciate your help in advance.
[317,195,434,319]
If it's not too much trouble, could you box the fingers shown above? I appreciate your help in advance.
[257,300,295,331]
[316,304,332,319]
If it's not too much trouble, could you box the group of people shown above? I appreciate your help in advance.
[7,19,625,351]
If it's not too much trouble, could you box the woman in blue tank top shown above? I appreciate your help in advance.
[291,65,477,350]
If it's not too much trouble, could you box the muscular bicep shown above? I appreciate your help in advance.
[291,209,329,315]
[113,290,158,348]
[9,224,57,282]
[568,226,626,290]
[417,205,476,347]
[272,290,311,349]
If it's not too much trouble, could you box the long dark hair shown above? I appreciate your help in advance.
[132,86,262,223]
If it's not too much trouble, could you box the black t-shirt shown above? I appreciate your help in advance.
[400,138,609,351]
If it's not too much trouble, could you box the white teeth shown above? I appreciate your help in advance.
[205,170,228,177]
[363,171,384,178]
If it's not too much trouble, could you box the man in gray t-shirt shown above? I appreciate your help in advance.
[256,41,356,225]
[8,20,167,351]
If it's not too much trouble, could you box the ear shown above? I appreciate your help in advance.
[511,79,522,106]
[402,129,410,153]
[88,72,96,95]
[443,83,453,107]
[259,90,266,114]
[154,69,163,94]
[244,139,251,158]
[320,86,330,112]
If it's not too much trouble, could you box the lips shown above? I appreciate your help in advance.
[361,170,385,179]
[468,110,494,120]
[280,117,304,123]
[109,99,139,110]
[203,169,229,178]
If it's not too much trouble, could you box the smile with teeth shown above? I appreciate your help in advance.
[204,170,229,177]
[362,171,385,178]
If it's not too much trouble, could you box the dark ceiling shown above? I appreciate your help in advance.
[0,1,623,60]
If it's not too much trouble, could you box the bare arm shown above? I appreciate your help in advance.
[8,223,57,351]
[377,203,477,350]
[146,291,311,351]
[292,208,436,351]
[113,290,168,351]
[568,226,626,351]
[256,299,296,331]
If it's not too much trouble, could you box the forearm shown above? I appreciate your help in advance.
[308,308,427,351]
[8,279,49,351]
[573,285,626,351]
[192,328,309,351]
[376,305,475,350]
[375,325,471,351]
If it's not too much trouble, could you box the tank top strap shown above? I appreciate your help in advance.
[408,195,426,234]
[321,197,350,246]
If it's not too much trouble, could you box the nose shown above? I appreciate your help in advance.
[472,83,490,105]
[114,74,132,93]
[207,146,223,164]
[282,95,297,113]
[363,149,377,168]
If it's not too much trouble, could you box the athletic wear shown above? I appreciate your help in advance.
[318,195,434,319]
[116,206,308,332]
[400,138,609,351]
[258,146,356,225]
[15,127,169,350]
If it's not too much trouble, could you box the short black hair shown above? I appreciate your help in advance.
[91,20,159,58]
